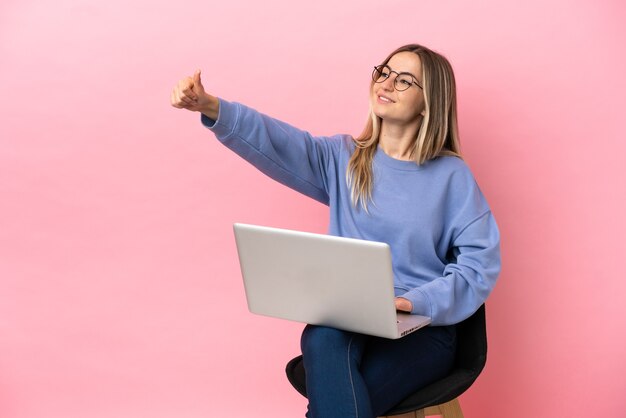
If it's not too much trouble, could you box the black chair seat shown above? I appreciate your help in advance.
[285,305,487,416]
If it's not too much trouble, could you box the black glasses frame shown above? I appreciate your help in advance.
[372,65,423,91]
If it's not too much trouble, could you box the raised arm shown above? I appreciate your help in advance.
[170,70,349,205]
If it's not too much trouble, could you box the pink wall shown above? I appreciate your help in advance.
[1,1,625,417]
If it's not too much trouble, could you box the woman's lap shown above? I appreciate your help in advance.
[361,325,457,415]
[300,324,456,418]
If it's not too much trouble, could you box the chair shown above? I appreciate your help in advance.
[285,304,487,418]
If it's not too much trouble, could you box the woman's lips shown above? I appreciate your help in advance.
[377,94,395,104]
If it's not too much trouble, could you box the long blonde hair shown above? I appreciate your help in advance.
[347,44,462,211]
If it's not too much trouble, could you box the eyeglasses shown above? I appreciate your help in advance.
[372,65,423,91]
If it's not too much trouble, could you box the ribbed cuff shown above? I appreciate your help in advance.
[403,287,432,317]
[200,98,239,139]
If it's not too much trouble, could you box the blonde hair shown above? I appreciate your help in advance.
[347,44,462,211]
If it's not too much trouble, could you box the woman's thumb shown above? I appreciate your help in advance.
[193,69,204,91]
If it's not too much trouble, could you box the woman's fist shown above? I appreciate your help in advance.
[170,70,219,120]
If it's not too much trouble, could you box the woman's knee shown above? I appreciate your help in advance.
[300,325,353,356]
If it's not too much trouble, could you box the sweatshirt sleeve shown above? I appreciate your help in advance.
[201,99,336,205]
[401,165,502,326]
[405,211,501,325]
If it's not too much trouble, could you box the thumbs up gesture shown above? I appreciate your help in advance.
[170,70,219,119]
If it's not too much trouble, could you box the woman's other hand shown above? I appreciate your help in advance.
[394,297,413,312]
[170,70,219,120]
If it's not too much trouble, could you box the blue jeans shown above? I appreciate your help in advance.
[300,324,456,418]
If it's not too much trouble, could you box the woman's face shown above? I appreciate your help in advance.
[370,51,426,126]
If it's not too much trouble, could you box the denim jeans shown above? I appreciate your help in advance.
[300,324,456,418]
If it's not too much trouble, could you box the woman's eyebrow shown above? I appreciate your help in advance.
[387,65,419,81]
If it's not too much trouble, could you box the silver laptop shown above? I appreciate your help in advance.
[233,223,431,339]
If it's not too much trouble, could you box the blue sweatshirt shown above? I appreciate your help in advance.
[202,99,501,326]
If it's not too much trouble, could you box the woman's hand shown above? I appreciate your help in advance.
[170,70,220,120]
[395,297,413,312]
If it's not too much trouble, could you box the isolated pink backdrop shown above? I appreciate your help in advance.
[1,1,625,417]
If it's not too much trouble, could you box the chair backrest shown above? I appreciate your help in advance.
[454,304,487,373]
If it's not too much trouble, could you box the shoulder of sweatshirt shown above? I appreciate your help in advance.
[430,157,482,190]
[428,155,473,175]
[429,156,493,221]
[318,133,357,157]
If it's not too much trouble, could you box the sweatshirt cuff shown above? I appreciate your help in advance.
[200,98,239,138]
[402,288,432,317]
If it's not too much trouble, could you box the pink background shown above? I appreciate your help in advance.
[1,1,625,417]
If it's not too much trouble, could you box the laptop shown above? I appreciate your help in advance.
[233,223,431,339]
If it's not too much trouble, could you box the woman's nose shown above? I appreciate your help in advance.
[381,75,395,91]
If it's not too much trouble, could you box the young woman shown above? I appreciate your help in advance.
[171,44,501,418]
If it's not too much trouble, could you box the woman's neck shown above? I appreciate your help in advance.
[378,120,422,161]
